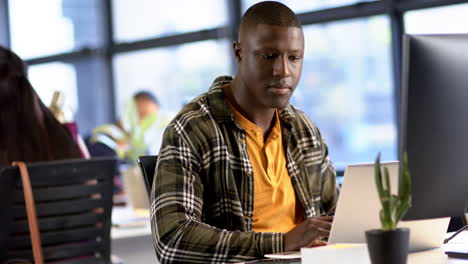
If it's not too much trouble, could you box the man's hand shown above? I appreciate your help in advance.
[283,216,333,251]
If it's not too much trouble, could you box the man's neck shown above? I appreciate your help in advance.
[226,79,276,137]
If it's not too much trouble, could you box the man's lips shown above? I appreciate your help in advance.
[268,85,291,95]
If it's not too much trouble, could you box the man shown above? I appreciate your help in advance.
[151,2,339,263]
[127,91,167,162]
[122,91,167,209]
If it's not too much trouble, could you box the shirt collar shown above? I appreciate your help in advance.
[207,76,297,125]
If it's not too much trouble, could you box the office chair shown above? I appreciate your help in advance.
[0,158,117,264]
[137,155,157,197]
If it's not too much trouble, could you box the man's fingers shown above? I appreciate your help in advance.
[309,219,332,231]
[313,216,334,222]
[305,239,328,248]
[318,227,330,237]
[285,217,334,251]
[311,240,328,247]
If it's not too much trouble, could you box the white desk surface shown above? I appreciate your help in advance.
[301,231,468,264]
[439,230,468,264]
[111,206,152,240]
[407,247,467,264]
[111,206,158,263]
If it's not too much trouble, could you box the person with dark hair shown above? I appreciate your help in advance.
[151,1,339,263]
[134,90,160,106]
[0,46,81,167]
[124,90,167,162]
[119,90,168,209]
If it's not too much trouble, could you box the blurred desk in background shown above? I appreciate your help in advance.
[111,206,158,263]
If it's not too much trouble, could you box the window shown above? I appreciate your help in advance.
[404,3,468,34]
[28,62,78,117]
[294,16,395,169]
[8,0,457,164]
[8,0,103,59]
[242,0,376,13]
[112,0,228,42]
[113,39,231,119]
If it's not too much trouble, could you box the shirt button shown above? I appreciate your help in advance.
[239,139,245,145]
[246,171,252,177]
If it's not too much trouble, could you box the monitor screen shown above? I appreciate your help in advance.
[400,34,468,220]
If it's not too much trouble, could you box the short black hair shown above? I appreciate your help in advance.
[239,1,301,36]
[134,90,159,105]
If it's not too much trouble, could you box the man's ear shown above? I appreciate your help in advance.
[233,41,242,63]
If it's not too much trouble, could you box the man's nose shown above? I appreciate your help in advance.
[273,55,290,78]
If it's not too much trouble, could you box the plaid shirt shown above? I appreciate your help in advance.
[150,76,339,264]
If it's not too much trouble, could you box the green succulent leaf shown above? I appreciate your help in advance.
[374,152,412,231]
[374,153,385,204]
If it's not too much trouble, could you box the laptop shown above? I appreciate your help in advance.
[328,162,450,252]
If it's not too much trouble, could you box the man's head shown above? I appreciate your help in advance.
[233,1,304,110]
[133,91,159,121]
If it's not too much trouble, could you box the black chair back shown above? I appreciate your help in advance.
[0,158,116,264]
[137,155,157,197]
[0,169,16,259]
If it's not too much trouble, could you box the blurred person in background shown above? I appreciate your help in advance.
[86,121,129,196]
[49,90,90,158]
[86,121,128,159]
[124,90,168,163]
[120,90,168,209]
[0,46,81,167]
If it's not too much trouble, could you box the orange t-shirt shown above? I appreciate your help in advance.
[228,102,303,233]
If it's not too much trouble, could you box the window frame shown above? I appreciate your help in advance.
[3,0,467,174]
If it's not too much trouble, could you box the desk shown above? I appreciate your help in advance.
[300,231,468,264]
[110,207,467,264]
[111,206,158,263]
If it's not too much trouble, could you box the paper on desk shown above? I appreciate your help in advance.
[134,208,150,217]
[112,207,150,228]
[301,243,370,264]
[264,251,301,259]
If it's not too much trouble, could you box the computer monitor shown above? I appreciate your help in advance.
[400,34,468,220]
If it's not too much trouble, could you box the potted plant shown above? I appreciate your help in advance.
[365,153,412,264]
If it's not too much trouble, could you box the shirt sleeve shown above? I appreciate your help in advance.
[318,131,340,216]
[150,123,284,264]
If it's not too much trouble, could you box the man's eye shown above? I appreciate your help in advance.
[261,54,276,59]
[290,56,301,61]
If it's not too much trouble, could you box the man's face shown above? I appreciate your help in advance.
[235,24,304,110]
[135,98,158,121]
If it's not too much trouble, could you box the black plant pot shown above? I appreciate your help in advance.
[365,228,410,264]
